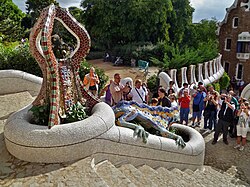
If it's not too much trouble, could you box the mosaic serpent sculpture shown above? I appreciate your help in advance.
[29,4,100,128]
[29,4,185,148]
[113,101,186,148]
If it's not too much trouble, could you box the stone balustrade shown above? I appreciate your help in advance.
[159,54,224,91]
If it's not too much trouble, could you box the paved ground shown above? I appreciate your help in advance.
[89,59,159,82]
[191,123,250,184]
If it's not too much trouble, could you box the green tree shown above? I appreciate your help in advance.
[68,6,84,24]
[25,0,59,26]
[183,18,218,49]
[167,0,194,47]
[0,0,25,42]
[81,0,172,49]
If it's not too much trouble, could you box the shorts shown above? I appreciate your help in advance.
[193,110,202,119]
[236,125,248,138]
[89,85,97,91]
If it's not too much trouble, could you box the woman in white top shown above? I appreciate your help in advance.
[234,102,249,151]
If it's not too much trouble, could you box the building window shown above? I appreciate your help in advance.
[236,63,243,80]
[237,41,250,53]
[233,17,239,28]
[225,38,232,50]
[223,61,229,73]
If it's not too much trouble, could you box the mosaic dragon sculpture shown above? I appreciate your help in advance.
[113,101,186,148]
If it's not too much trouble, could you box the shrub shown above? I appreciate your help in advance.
[219,72,230,90]
[65,101,89,123]
[29,103,49,126]
[147,74,159,94]
[0,42,42,76]
[212,82,220,93]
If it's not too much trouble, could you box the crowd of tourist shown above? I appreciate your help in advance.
[84,71,249,151]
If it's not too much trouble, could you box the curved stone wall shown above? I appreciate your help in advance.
[4,103,205,170]
[0,70,42,96]
[2,70,205,170]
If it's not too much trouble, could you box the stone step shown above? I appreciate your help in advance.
[203,166,236,186]
[138,165,175,187]
[156,167,191,187]
[183,168,215,187]
[190,166,240,187]
[0,157,109,186]
[171,168,204,187]
[118,164,156,187]
[183,168,194,175]
[95,160,136,187]
[70,157,109,187]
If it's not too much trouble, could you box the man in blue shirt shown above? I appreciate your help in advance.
[191,86,206,127]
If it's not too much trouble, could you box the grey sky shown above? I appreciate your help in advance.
[13,0,235,23]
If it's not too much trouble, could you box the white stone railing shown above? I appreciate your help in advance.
[241,83,250,101]
[159,54,224,92]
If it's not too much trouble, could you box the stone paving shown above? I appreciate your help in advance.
[0,92,249,186]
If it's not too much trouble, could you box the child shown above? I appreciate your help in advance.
[150,98,158,106]
[178,89,191,125]
[234,102,249,151]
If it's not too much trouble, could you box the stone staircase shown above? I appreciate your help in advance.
[91,158,247,187]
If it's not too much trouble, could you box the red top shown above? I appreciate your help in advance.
[178,96,191,108]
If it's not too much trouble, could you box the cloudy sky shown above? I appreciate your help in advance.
[13,0,235,23]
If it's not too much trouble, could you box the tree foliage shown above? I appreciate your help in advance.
[168,0,194,46]
[25,0,59,26]
[0,0,25,42]
[68,6,84,24]
[81,0,172,49]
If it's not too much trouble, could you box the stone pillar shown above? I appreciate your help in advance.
[172,69,179,92]
[190,65,197,84]
[204,61,209,80]
[198,64,204,83]
[203,61,211,86]
[181,67,188,86]
[209,60,214,77]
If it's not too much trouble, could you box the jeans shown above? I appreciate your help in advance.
[204,110,217,130]
[180,108,190,124]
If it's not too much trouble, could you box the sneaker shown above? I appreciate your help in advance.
[206,129,212,133]
[196,122,201,127]
[223,140,229,145]
[239,146,244,151]
[234,144,241,149]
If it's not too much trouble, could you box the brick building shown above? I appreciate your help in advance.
[217,0,250,84]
